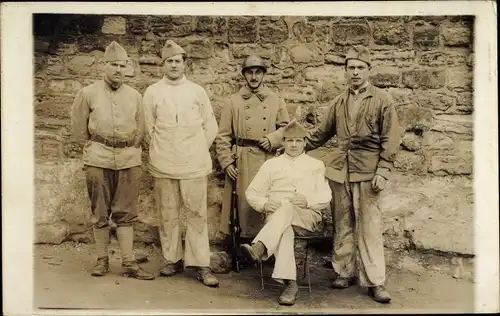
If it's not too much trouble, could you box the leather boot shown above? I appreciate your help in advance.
[159,260,184,277]
[332,277,355,289]
[197,267,219,287]
[368,285,391,303]
[278,280,299,306]
[121,261,155,280]
[239,241,266,263]
[91,256,109,277]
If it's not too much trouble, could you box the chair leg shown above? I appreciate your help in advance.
[305,241,311,293]
[303,241,309,279]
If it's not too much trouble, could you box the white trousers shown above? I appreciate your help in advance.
[154,176,210,268]
[252,202,322,282]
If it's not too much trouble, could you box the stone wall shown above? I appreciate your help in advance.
[34,14,474,256]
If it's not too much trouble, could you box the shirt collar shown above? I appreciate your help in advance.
[102,77,123,92]
[282,152,306,161]
[349,81,370,96]
[162,75,187,86]
[239,84,269,102]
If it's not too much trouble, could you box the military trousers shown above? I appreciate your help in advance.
[85,166,140,228]
[253,201,322,282]
[154,176,210,268]
[329,179,386,287]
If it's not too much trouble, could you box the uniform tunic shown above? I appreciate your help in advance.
[245,153,332,281]
[305,83,401,287]
[71,80,144,227]
[143,75,218,267]
[216,85,289,237]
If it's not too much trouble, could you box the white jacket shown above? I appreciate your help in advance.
[143,76,218,179]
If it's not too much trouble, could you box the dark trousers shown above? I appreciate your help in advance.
[85,166,141,228]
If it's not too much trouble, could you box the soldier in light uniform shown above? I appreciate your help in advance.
[143,40,219,287]
[71,41,154,280]
[216,55,290,239]
[305,45,401,303]
[239,120,332,306]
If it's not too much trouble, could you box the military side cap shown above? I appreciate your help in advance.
[283,119,309,138]
[103,41,128,62]
[241,55,267,73]
[345,45,371,66]
[161,40,187,61]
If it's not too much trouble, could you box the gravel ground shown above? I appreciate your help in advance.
[34,242,475,314]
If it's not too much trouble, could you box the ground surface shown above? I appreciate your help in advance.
[34,242,474,314]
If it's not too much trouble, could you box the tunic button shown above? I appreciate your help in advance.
[263,128,267,132]
[245,105,250,109]
[246,116,250,120]
[246,127,251,131]
[263,106,267,109]
[263,117,267,120]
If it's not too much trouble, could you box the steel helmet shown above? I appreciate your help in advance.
[241,55,267,74]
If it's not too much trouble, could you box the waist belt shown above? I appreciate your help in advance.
[236,138,262,148]
[91,135,134,148]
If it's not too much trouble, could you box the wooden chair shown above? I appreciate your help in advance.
[258,228,330,293]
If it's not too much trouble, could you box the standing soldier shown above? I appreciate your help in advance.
[305,45,401,303]
[143,40,219,287]
[216,55,290,240]
[71,41,154,280]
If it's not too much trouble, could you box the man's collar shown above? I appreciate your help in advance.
[102,77,123,92]
[162,75,187,86]
[349,81,371,96]
[239,84,269,102]
[282,152,306,161]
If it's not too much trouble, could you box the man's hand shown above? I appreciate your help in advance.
[263,200,282,214]
[289,193,308,208]
[225,164,239,181]
[259,137,272,152]
[371,175,387,193]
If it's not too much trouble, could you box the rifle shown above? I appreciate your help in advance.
[229,109,241,272]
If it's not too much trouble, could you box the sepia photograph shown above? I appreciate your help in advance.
[2,1,498,315]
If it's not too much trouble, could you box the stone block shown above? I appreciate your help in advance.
[370,68,401,88]
[447,67,473,91]
[35,222,70,245]
[314,22,330,43]
[401,132,422,151]
[402,69,446,89]
[278,85,317,103]
[149,16,173,33]
[174,37,213,59]
[292,20,315,43]
[431,114,473,137]
[290,44,323,64]
[455,92,473,114]
[413,21,439,50]
[55,43,78,56]
[331,23,370,45]
[259,18,289,44]
[381,174,474,255]
[47,79,83,95]
[228,16,258,43]
[324,53,345,65]
[68,55,96,76]
[423,132,454,151]
[394,150,426,174]
[372,21,410,46]
[317,82,345,103]
[410,90,456,112]
[429,154,473,176]
[195,16,214,34]
[442,22,472,47]
[35,131,63,162]
[213,16,228,37]
[371,50,415,67]
[138,54,162,65]
[388,88,413,106]
[396,103,434,133]
[231,43,273,59]
[127,15,150,35]
[304,64,345,84]
[101,16,126,35]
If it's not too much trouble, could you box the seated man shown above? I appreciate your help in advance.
[239,120,332,306]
